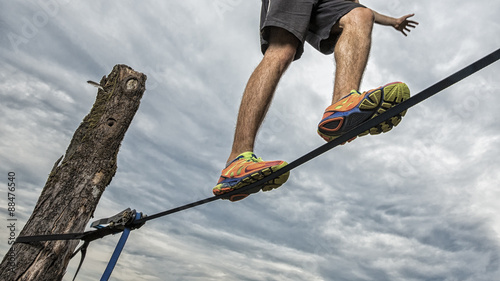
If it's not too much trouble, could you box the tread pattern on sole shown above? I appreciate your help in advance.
[319,83,410,142]
[214,164,290,201]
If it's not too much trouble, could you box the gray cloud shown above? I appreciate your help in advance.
[1,0,500,280]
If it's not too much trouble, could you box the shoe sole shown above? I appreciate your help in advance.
[319,82,410,142]
[213,163,290,202]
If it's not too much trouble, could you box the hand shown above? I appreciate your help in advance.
[394,14,419,36]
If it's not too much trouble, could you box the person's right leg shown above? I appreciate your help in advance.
[227,27,299,163]
[214,27,298,201]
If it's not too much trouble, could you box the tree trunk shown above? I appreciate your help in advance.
[0,65,147,281]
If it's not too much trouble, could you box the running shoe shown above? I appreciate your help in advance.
[318,82,410,142]
[213,152,289,202]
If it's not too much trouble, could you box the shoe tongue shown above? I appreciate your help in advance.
[238,151,256,160]
[226,151,257,167]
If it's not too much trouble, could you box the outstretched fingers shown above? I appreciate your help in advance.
[396,13,419,36]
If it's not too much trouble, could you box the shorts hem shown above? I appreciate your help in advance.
[260,20,306,60]
[307,4,365,55]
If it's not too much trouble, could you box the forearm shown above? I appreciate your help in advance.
[371,10,398,27]
[358,1,418,36]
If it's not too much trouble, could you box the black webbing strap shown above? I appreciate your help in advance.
[133,47,500,226]
[15,209,144,281]
[70,241,89,281]
[15,209,139,243]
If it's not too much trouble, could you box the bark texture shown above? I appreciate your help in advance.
[0,64,147,281]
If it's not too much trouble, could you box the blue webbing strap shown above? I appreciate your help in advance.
[101,211,143,281]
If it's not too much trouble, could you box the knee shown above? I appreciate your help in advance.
[341,7,374,28]
[264,27,298,67]
[265,44,296,67]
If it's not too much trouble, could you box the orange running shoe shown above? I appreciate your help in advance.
[213,152,289,202]
[318,82,410,142]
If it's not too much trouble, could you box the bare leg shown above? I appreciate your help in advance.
[228,27,298,162]
[332,7,375,104]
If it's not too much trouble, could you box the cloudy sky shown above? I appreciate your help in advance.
[1,0,500,280]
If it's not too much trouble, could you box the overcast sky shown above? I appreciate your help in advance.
[1,1,500,280]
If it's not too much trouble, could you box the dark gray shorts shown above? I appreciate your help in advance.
[260,0,365,60]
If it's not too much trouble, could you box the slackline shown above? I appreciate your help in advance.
[133,47,500,226]
[14,48,500,280]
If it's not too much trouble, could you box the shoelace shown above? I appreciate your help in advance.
[243,153,263,163]
[252,156,263,163]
